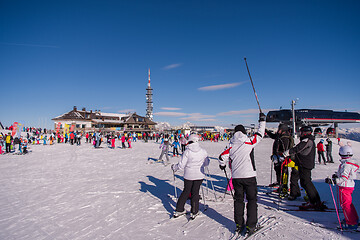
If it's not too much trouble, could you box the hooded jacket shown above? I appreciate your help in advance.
[335,157,359,188]
[172,142,210,180]
[289,135,316,170]
[218,120,265,179]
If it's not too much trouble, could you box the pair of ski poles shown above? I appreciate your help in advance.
[172,166,217,204]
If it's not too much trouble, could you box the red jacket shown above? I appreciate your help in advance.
[317,142,325,152]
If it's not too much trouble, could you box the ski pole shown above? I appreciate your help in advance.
[244,57,262,113]
[329,183,342,231]
[223,168,234,199]
[206,167,218,201]
[173,170,178,200]
[201,184,207,210]
[270,160,273,186]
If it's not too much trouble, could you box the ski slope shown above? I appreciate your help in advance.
[0,135,359,239]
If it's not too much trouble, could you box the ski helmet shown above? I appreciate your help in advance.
[278,124,289,132]
[300,126,312,134]
[339,145,353,157]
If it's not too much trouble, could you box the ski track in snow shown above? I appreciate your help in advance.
[0,136,359,239]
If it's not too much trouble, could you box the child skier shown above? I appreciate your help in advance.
[325,142,359,230]
[171,134,210,219]
[159,138,170,165]
[172,139,181,157]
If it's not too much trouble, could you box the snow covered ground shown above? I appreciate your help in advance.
[0,135,359,240]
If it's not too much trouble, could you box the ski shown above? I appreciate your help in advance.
[279,208,336,212]
[308,222,360,233]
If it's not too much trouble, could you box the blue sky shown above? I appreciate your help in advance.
[1,0,359,129]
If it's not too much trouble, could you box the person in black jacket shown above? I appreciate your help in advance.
[284,126,327,210]
[266,124,294,186]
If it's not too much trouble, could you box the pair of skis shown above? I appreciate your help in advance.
[229,216,277,240]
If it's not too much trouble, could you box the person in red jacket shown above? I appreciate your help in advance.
[317,139,326,165]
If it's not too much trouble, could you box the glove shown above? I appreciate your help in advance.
[332,174,338,183]
[259,112,266,122]
[283,150,290,158]
[219,164,226,170]
[325,177,333,184]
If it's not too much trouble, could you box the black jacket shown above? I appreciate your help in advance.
[266,130,294,156]
[289,135,316,170]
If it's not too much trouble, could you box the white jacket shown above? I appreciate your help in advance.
[335,157,359,188]
[219,121,265,179]
[173,142,210,180]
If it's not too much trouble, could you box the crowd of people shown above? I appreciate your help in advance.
[1,119,358,235]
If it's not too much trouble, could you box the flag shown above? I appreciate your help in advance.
[56,122,61,134]
[12,122,18,136]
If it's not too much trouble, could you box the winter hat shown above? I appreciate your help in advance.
[234,125,246,134]
[339,142,353,157]
[278,124,289,131]
[187,134,199,143]
[320,139,324,143]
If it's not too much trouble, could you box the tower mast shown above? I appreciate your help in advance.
[146,68,153,121]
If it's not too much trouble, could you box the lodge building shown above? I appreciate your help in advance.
[52,106,156,133]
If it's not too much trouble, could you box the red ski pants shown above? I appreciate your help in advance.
[339,186,359,225]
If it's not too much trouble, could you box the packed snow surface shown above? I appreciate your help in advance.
[1,136,359,239]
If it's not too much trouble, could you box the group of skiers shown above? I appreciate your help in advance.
[168,113,358,236]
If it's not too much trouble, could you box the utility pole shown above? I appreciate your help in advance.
[291,99,299,139]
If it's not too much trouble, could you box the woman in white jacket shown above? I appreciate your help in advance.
[171,134,210,219]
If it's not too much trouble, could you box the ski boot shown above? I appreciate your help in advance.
[173,210,186,218]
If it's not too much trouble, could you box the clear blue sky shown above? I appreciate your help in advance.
[1,0,359,129]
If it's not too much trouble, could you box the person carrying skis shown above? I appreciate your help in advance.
[325,142,359,230]
[266,124,294,186]
[218,113,266,235]
[325,138,334,163]
[171,134,210,219]
[266,124,299,200]
[284,126,327,210]
[317,139,326,165]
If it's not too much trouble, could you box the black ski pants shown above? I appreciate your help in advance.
[326,151,333,163]
[233,177,257,229]
[173,148,179,156]
[6,143,11,153]
[289,168,301,197]
[176,179,203,214]
[299,166,321,205]
[318,151,326,164]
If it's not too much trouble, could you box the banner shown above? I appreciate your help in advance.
[56,122,61,134]
[12,122,18,136]
[64,124,70,135]
[70,124,75,132]
[17,123,22,138]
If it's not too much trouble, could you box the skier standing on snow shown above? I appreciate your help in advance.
[180,136,187,153]
[284,126,327,210]
[171,134,210,219]
[218,113,266,235]
[325,142,359,230]
[266,124,300,200]
[172,139,181,157]
[158,138,170,164]
[325,138,334,163]
[317,139,326,165]
[266,124,294,187]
